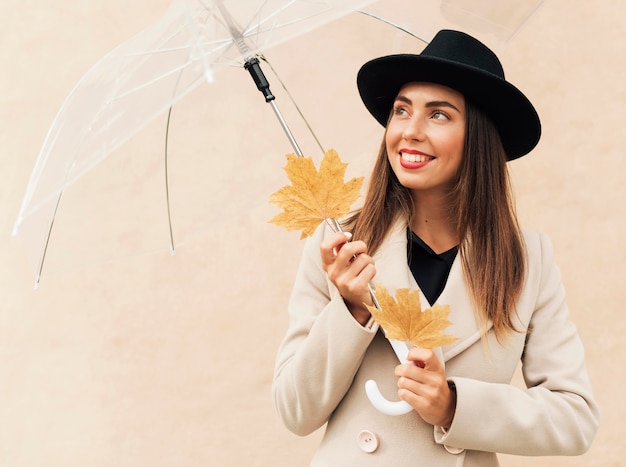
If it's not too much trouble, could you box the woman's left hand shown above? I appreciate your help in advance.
[395,346,456,428]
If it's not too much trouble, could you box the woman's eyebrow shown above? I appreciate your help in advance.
[426,100,461,112]
[393,95,461,113]
[393,95,412,105]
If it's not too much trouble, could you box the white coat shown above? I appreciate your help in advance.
[273,220,599,466]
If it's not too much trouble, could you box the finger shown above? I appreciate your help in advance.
[331,258,375,294]
[395,366,446,407]
[396,373,431,397]
[395,359,444,388]
[406,347,442,372]
[320,232,352,267]
[335,239,369,264]
[395,363,425,382]
[321,231,352,255]
[349,254,376,280]
[341,262,376,291]
[332,231,353,256]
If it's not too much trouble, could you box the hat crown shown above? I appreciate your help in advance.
[422,30,504,79]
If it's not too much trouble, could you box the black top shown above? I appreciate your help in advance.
[407,229,458,305]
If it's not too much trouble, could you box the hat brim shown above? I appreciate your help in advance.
[357,55,541,160]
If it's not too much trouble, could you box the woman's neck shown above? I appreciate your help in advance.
[410,192,459,254]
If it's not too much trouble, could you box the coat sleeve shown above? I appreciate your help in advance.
[437,233,600,455]
[272,224,378,436]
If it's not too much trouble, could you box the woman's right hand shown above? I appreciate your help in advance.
[320,231,376,325]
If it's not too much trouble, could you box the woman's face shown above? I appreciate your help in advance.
[385,82,466,197]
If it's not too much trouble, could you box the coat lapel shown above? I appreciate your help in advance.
[435,257,493,360]
[371,220,491,362]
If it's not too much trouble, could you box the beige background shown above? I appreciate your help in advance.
[1,1,624,466]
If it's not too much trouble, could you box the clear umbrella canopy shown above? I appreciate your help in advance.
[12,0,544,285]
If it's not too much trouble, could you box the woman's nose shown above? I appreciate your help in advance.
[402,117,425,141]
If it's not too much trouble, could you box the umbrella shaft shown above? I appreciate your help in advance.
[269,100,303,157]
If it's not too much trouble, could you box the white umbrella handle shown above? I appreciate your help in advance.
[365,338,413,416]
[365,380,413,415]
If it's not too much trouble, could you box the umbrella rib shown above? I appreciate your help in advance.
[242,1,349,42]
[120,37,233,58]
[164,106,175,254]
[244,0,299,33]
[356,10,428,43]
[211,1,433,46]
[108,59,197,101]
[34,190,64,288]
[160,32,191,257]
[240,0,289,47]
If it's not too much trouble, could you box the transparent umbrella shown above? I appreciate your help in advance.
[12,0,375,285]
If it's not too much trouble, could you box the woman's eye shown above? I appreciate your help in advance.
[393,105,408,116]
[432,110,450,120]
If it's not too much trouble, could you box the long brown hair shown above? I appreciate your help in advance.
[345,99,526,340]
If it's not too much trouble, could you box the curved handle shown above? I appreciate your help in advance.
[365,379,413,416]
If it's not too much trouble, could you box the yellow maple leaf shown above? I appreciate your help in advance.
[269,149,363,238]
[366,284,457,349]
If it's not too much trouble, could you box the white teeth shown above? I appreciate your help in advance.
[401,152,432,163]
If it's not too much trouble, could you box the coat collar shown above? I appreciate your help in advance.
[371,219,492,361]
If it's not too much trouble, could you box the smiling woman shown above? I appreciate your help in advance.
[272,29,600,466]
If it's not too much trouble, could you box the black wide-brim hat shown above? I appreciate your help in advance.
[357,29,541,160]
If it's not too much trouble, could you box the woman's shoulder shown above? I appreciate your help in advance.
[520,229,559,279]
[521,228,554,256]
[521,228,545,239]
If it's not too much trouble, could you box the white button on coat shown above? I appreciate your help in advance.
[357,430,379,453]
